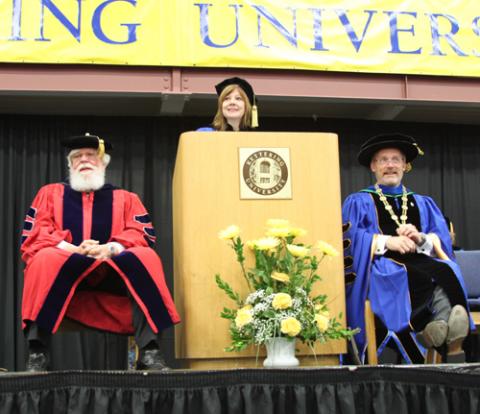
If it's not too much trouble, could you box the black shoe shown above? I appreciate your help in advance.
[136,348,170,371]
[26,349,49,372]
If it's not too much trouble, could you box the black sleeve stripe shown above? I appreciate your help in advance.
[27,207,37,219]
[135,214,151,224]
[23,221,33,231]
[144,227,155,237]
[344,256,354,269]
[345,272,357,285]
[144,235,155,247]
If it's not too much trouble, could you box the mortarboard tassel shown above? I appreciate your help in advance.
[251,104,259,128]
[97,137,105,159]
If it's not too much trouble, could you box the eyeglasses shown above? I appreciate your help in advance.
[374,157,404,166]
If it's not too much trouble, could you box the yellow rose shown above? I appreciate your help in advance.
[315,313,330,332]
[316,240,339,257]
[254,237,280,251]
[218,225,240,240]
[280,317,302,337]
[272,293,293,309]
[235,308,253,328]
[288,227,307,237]
[266,218,290,228]
[287,244,309,257]
[271,271,290,283]
[266,227,291,238]
[240,304,253,311]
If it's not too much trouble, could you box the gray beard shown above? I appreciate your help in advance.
[69,168,105,192]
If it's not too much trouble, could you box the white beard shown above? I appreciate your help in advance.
[69,165,105,192]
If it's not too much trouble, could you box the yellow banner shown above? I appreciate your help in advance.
[1,0,480,77]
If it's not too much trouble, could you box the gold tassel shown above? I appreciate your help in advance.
[97,137,105,159]
[251,104,259,128]
[415,143,424,156]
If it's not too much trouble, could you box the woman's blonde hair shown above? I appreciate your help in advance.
[212,84,252,131]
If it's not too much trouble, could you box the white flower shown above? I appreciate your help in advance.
[218,225,240,240]
[252,237,281,251]
[287,244,309,257]
[316,240,339,257]
[289,227,307,237]
[266,227,291,237]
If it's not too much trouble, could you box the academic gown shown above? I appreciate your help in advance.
[342,184,472,362]
[21,183,180,335]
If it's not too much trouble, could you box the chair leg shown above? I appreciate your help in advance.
[365,300,378,365]
[425,348,442,364]
[127,336,138,370]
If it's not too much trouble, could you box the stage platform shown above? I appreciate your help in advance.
[1,364,480,413]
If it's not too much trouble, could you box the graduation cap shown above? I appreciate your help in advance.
[62,133,113,159]
[357,132,424,169]
[215,77,258,128]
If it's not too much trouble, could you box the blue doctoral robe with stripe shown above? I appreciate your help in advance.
[342,184,472,362]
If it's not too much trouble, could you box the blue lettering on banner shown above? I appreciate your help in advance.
[10,0,138,44]
[193,4,480,59]
[471,16,480,57]
[195,3,242,48]
[252,5,297,48]
[385,11,422,54]
[310,8,329,51]
[10,0,24,40]
[36,0,82,42]
[334,9,376,52]
[427,13,468,56]
[92,0,139,44]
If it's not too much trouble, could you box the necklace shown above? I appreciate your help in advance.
[374,184,408,227]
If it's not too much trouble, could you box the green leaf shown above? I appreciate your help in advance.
[215,274,242,305]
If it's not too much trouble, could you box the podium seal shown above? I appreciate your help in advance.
[239,148,292,199]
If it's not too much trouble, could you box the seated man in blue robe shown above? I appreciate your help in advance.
[343,133,472,363]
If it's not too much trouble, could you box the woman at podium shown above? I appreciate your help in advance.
[197,77,259,132]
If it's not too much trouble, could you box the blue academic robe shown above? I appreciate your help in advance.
[342,184,472,362]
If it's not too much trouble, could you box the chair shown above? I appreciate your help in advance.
[364,300,439,364]
[454,250,480,327]
[365,250,480,365]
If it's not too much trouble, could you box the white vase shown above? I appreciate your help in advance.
[263,337,299,368]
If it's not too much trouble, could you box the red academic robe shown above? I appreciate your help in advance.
[21,183,180,334]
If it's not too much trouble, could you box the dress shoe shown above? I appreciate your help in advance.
[416,320,448,348]
[135,348,170,371]
[446,305,469,345]
[26,349,50,372]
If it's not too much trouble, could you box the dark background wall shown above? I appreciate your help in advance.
[1,114,478,371]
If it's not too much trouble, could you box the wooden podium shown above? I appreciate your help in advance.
[173,132,346,369]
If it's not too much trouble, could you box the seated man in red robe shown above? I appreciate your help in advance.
[21,133,180,372]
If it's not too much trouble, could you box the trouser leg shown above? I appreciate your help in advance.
[131,299,170,370]
[131,299,162,349]
[430,285,452,322]
[24,321,51,371]
[24,321,51,350]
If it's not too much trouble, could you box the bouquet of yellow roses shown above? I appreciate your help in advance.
[216,219,357,352]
